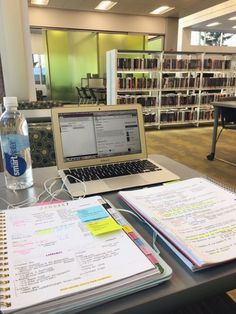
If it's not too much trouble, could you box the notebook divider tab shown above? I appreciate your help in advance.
[102,199,165,274]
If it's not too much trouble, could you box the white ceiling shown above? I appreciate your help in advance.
[28,0,236,32]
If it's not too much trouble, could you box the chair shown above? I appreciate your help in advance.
[89,88,106,104]
[81,87,92,103]
[76,87,85,104]
[88,88,98,104]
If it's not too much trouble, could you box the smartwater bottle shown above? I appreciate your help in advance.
[0,97,33,190]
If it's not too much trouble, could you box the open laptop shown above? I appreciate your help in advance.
[51,104,179,197]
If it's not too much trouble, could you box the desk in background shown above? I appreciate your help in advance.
[0,155,235,314]
[207,100,236,162]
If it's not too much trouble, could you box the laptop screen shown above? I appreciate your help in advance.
[52,105,147,169]
[58,109,142,162]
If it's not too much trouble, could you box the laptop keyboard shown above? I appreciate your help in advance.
[63,160,162,183]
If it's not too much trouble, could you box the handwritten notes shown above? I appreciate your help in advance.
[4,196,156,312]
[119,177,236,268]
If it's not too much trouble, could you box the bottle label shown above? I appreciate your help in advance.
[1,134,30,177]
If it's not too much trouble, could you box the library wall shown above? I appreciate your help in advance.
[29,7,167,35]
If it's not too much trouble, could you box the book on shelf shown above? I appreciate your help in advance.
[0,195,172,314]
[118,177,236,271]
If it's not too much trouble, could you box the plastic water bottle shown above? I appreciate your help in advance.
[0,97,33,190]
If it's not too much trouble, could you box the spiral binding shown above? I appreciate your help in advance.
[206,177,236,194]
[0,211,11,308]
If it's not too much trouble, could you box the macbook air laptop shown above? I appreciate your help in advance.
[51,104,179,197]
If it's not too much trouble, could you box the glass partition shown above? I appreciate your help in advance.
[31,29,164,101]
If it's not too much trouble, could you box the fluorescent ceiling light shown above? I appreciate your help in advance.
[150,6,174,15]
[232,26,236,29]
[31,0,49,5]
[95,1,117,11]
[228,16,236,21]
[206,22,221,27]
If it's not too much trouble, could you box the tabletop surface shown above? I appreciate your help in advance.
[0,155,235,314]
[211,101,236,108]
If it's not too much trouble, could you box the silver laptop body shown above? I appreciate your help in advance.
[51,104,179,197]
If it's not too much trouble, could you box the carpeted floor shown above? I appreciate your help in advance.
[146,126,236,189]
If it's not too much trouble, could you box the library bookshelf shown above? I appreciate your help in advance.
[106,49,236,128]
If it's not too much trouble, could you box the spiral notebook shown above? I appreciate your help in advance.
[0,196,172,314]
[119,177,236,271]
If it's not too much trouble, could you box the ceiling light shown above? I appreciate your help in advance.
[232,26,236,29]
[95,1,117,11]
[31,0,49,5]
[228,16,236,21]
[206,22,221,27]
[150,6,174,15]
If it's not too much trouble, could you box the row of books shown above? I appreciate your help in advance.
[204,58,231,70]
[160,109,214,123]
[160,110,197,123]
[117,57,159,70]
[163,58,201,70]
[117,92,233,107]
[117,96,157,106]
[161,94,197,106]
[202,77,236,87]
[143,112,156,123]
[117,57,232,71]
[117,77,158,89]
[117,76,235,90]
[199,109,214,120]
[143,109,214,124]
[162,77,201,89]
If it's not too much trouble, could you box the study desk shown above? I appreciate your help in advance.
[0,155,235,314]
[207,100,236,161]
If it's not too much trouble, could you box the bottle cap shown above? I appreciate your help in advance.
[3,97,18,109]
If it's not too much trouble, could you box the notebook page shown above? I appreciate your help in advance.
[119,177,236,267]
[3,196,155,312]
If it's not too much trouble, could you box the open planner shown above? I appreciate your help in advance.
[119,177,236,271]
[0,196,172,314]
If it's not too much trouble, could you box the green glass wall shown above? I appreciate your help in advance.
[45,30,72,100]
[98,33,145,77]
[43,30,164,101]
[146,36,163,51]
[45,30,98,101]
[68,32,98,99]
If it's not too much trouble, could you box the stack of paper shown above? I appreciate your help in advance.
[119,177,236,271]
[0,196,171,313]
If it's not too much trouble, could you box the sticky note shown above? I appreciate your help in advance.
[86,217,122,236]
[77,205,109,222]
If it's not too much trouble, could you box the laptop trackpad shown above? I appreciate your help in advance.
[106,175,148,189]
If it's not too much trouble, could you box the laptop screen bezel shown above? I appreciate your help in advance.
[51,104,148,170]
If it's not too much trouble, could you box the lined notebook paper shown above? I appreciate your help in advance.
[119,177,236,271]
[0,195,171,313]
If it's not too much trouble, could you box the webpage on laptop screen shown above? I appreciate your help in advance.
[58,110,142,162]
